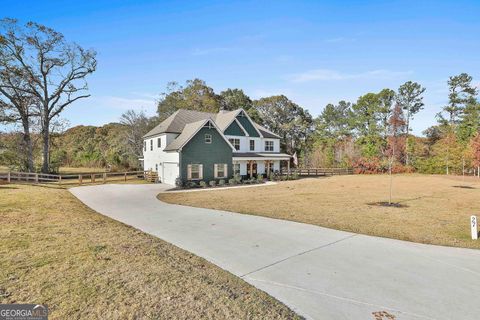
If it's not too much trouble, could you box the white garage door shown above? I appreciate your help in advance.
[162,162,179,186]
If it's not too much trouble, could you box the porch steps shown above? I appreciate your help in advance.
[145,171,159,183]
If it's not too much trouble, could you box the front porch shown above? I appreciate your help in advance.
[232,152,291,179]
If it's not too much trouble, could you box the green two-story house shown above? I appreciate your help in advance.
[141,108,291,185]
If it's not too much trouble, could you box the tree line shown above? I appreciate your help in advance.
[1,19,479,175]
[312,73,479,175]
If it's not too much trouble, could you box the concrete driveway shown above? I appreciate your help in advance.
[70,184,480,320]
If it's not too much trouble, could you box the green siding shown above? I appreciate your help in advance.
[224,120,245,136]
[180,126,233,183]
[237,115,259,137]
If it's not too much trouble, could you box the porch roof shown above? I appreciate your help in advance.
[232,152,291,160]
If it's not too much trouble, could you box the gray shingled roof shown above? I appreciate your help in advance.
[254,123,281,138]
[213,109,241,131]
[143,109,214,138]
[163,119,208,151]
[145,109,269,138]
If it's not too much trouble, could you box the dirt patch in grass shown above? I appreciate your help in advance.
[159,174,480,249]
[367,202,408,208]
[0,184,300,320]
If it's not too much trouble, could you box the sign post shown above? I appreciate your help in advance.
[471,216,478,240]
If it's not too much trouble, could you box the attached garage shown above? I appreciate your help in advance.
[162,162,179,185]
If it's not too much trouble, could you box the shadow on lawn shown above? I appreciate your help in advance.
[452,185,476,189]
[367,201,409,208]
[0,186,19,190]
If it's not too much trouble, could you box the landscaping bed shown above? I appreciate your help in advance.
[175,173,299,190]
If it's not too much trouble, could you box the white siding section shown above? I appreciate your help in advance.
[143,133,180,185]
[225,135,280,153]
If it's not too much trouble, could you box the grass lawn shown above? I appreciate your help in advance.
[0,184,299,319]
[159,174,480,250]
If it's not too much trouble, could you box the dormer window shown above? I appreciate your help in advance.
[205,134,212,144]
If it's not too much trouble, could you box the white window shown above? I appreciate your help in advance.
[233,162,240,175]
[249,140,255,151]
[157,137,161,148]
[205,134,212,144]
[188,164,203,180]
[215,163,228,178]
[150,139,153,151]
[144,141,146,152]
[229,138,240,150]
[265,140,274,151]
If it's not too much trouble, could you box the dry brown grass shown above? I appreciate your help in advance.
[0,184,300,320]
[160,174,480,249]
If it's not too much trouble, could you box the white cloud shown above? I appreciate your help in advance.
[129,91,159,100]
[290,69,414,83]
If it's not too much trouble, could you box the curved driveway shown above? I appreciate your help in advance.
[70,184,480,320]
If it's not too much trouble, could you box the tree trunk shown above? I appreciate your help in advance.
[21,118,34,172]
[405,116,410,166]
[41,119,50,173]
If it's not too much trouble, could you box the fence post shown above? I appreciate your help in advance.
[91,174,94,183]
[7,172,10,183]
[103,173,106,184]
[35,173,39,184]
[124,172,127,181]
[58,175,62,185]
[79,175,82,185]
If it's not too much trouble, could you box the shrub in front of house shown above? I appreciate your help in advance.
[228,178,235,185]
[186,181,197,188]
[175,177,184,188]
[209,180,216,187]
[199,181,207,188]
[233,174,242,184]
[219,179,225,186]
[257,175,264,183]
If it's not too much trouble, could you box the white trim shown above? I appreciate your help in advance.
[238,108,264,138]
[234,118,249,136]
[232,156,290,161]
[188,163,203,180]
[177,119,236,152]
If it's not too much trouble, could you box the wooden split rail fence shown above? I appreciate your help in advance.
[289,167,353,176]
[0,171,147,186]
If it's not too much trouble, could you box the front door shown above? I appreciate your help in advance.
[247,161,257,177]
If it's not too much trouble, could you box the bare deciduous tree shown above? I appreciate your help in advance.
[120,109,157,165]
[0,67,38,171]
[0,18,96,172]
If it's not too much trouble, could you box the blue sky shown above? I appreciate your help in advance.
[4,0,480,135]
